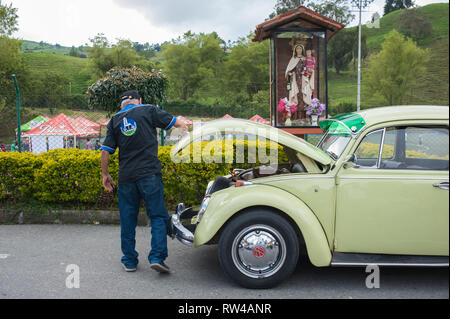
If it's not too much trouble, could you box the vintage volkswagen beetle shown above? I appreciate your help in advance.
[169,106,449,289]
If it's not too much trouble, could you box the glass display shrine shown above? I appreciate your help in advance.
[253,6,344,137]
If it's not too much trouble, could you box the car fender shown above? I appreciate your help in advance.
[194,184,332,267]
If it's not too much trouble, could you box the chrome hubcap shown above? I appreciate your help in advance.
[231,225,286,279]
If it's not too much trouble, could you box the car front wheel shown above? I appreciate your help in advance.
[218,208,300,289]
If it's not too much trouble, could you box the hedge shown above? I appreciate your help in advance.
[0,141,287,209]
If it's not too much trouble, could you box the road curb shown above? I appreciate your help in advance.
[0,209,150,226]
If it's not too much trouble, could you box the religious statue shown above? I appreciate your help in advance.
[285,43,306,108]
[281,36,317,125]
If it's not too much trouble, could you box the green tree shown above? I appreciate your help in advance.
[162,32,224,100]
[88,33,114,77]
[309,0,355,25]
[0,2,21,104]
[0,95,18,140]
[0,36,24,104]
[134,42,156,59]
[384,0,415,15]
[0,36,22,74]
[269,0,308,18]
[366,30,428,105]
[269,0,354,25]
[223,35,269,99]
[109,40,139,68]
[327,30,354,74]
[69,46,80,57]
[88,35,154,78]
[21,71,70,111]
[0,3,18,37]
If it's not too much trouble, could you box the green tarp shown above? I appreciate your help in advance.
[15,115,48,133]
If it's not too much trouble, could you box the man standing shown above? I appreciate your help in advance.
[101,91,186,273]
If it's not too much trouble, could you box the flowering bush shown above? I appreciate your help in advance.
[306,98,326,116]
[277,98,297,116]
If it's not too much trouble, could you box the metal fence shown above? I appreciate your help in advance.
[4,112,105,154]
[1,105,282,154]
[1,109,196,154]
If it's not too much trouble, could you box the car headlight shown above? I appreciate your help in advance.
[197,196,211,223]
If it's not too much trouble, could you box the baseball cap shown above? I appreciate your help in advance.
[120,91,141,102]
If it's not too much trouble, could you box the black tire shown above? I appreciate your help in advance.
[218,208,300,289]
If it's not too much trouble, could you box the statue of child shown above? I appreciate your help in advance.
[303,49,316,78]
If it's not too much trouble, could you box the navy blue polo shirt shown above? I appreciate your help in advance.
[101,104,176,184]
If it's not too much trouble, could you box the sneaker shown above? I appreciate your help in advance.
[150,261,170,274]
[122,264,137,272]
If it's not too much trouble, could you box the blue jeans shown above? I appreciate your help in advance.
[118,175,170,267]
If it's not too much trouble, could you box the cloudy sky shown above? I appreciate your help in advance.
[6,0,448,47]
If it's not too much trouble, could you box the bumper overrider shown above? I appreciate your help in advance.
[169,203,197,247]
[169,196,211,247]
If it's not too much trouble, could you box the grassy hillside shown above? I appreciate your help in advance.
[23,40,70,55]
[22,52,92,95]
[409,36,449,105]
[361,2,449,50]
[328,3,449,111]
[22,40,86,56]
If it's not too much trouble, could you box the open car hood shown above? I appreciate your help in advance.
[171,119,333,166]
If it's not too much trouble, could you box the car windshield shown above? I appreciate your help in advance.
[317,132,352,160]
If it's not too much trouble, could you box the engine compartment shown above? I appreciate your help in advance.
[206,162,308,196]
[238,162,307,180]
[204,144,329,196]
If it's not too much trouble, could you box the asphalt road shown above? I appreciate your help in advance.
[0,225,448,299]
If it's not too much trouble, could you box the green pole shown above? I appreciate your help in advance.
[12,74,21,153]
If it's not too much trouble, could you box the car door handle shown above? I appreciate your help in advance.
[433,182,449,190]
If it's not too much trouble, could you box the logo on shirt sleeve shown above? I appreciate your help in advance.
[120,117,137,136]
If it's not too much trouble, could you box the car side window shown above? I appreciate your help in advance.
[379,127,402,169]
[354,129,384,168]
[380,126,449,171]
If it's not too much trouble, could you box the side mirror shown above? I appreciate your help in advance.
[343,154,359,169]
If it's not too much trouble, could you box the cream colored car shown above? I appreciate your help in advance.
[170,106,449,288]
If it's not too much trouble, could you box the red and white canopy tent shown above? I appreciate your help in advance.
[70,117,100,137]
[23,113,99,154]
[221,114,233,119]
[249,114,270,125]
[74,116,101,131]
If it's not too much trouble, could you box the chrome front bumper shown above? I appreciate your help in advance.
[169,203,197,247]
